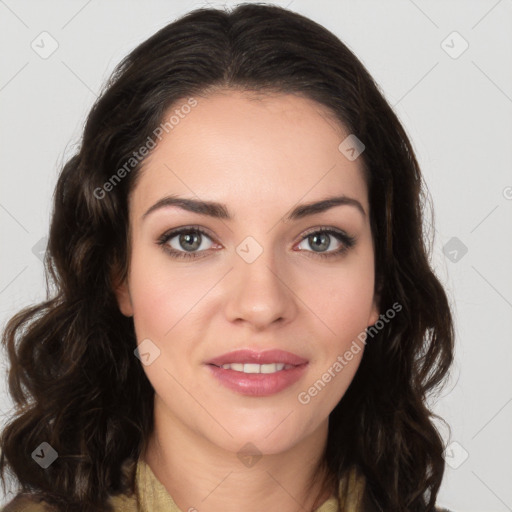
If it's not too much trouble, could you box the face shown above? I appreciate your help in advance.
[116,89,379,456]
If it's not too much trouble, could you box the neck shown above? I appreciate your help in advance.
[141,396,337,512]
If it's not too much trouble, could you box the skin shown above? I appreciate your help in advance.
[115,89,379,512]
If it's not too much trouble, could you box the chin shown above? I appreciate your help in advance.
[209,416,314,455]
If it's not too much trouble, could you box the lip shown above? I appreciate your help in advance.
[205,363,309,396]
[204,349,309,397]
[205,349,309,366]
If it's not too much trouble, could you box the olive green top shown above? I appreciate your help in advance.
[1,458,366,511]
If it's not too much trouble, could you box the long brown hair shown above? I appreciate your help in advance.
[1,4,454,511]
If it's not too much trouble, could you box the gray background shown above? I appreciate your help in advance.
[1,1,511,510]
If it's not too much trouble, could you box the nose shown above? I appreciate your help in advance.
[224,247,298,331]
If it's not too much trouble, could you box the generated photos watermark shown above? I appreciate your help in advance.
[297,301,402,405]
[93,97,197,200]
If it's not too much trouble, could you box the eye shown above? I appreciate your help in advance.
[156,225,356,261]
[295,228,356,259]
[157,226,215,259]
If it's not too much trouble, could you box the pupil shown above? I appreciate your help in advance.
[310,233,329,252]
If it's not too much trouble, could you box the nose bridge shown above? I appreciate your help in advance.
[225,234,295,328]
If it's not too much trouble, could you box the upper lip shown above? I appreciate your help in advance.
[206,349,308,367]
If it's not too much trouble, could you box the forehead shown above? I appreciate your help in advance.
[131,90,368,216]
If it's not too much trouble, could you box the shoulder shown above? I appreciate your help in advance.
[1,495,56,512]
[435,507,453,512]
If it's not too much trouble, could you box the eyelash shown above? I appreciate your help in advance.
[156,225,356,260]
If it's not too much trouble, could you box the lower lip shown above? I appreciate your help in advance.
[205,363,308,396]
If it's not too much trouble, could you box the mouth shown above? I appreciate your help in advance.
[205,348,309,367]
[204,349,309,396]
[208,362,298,373]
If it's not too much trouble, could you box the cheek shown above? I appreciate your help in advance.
[304,260,375,340]
[129,272,172,339]
[127,248,211,339]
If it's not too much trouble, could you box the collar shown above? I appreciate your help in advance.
[108,458,366,512]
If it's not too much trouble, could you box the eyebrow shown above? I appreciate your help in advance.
[142,194,366,222]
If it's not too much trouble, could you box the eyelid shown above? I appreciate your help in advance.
[298,225,351,239]
[157,224,352,242]
[158,224,214,239]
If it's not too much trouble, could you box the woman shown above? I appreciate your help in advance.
[0,4,454,511]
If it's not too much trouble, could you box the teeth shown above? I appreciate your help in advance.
[219,363,290,373]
